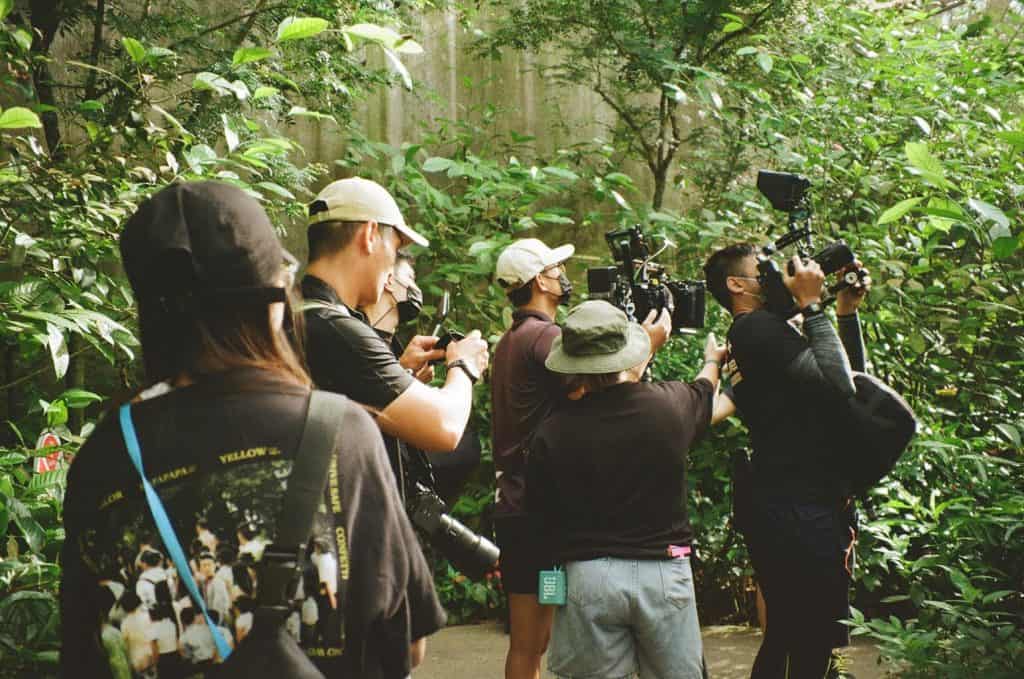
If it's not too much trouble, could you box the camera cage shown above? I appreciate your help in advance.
[755,170,863,316]
[588,224,705,333]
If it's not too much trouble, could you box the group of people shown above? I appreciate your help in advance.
[58,174,871,679]
[89,517,344,678]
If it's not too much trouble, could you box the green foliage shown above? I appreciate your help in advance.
[0,2,423,675]
[0,0,1020,675]
[474,0,798,208]
[666,1,1024,672]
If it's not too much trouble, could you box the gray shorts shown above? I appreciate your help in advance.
[548,557,703,679]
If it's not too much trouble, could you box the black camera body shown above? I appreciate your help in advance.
[400,448,499,580]
[587,226,705,332]
[391,292,499,579]
[755,171,866,317]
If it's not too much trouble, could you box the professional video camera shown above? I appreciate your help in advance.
[755,170,867,317]
[587,225,705,332]
[400,292,499,580]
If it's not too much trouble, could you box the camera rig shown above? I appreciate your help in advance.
[755,170,866,317]
[587,225,705,333]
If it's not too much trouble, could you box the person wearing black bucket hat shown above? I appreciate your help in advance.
[60,181,445,679]
[526,300,727,679]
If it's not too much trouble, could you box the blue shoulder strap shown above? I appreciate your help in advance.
[119,404,234,661]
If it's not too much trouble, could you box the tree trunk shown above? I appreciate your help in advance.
[652,170,667,211]
[29,0,65,159]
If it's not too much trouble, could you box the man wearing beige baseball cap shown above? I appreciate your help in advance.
[488,238,576,679]
[302,175,489,464]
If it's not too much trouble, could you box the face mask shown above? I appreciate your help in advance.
[732,276,766,304]
[397,284,423,324]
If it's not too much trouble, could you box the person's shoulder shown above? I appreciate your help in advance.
[729,309,786,342]
[312,390,382,453]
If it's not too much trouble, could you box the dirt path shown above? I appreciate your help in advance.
[417,622,887,678]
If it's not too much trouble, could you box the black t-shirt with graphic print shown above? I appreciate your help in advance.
[59,368,445,679]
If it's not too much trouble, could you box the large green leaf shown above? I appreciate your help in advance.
[0,0,13,21]
[0,107,42,130]
[877,197,923,225]
[6,498,45,554]
[276,17,330,43]
[381,47,412,90]
[904,142,953,189]
[121,37,146,63]
[232,47,273,66]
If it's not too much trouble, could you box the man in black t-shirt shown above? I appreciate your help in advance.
[302,177,490,459]
[703,244,871,679]
[526,300,726,679]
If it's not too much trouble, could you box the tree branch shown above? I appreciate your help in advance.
[167,3,289,51]
[701,2,778,65]
[84,0,107,101]
[235,0,270,46]
[594,80,657,174]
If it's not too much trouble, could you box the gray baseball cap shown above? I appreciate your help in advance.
[545,300,651,374]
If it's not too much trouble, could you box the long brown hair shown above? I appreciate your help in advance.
[137,276,311,388]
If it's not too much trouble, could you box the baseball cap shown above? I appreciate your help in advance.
[120,181,297,311]
[545,300,651,375]
[495,238,575,289]
[308,177,429,248]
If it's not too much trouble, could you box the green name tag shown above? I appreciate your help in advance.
[538,568,566,606]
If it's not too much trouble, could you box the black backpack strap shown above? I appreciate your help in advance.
[258,391,340,618]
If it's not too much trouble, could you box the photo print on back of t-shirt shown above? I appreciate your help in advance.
[80,447,350,677]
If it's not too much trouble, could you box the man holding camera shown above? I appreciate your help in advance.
[703,245,870,679]
[301,177,489,669]
[490,238,576,679]
[302,177,490,453]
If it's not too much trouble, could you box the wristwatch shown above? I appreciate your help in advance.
[446,359,480,384]
[800,301,825,318]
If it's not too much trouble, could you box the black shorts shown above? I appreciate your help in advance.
[747,499,852,649]
[494,514,554,595]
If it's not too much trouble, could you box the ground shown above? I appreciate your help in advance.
[418,623,885,678]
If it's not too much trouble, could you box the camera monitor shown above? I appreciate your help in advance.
[757,170,811,213]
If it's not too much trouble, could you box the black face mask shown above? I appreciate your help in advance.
[397,284,423,324]
[556,272,573,306]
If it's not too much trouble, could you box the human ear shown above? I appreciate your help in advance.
[725,276,747,295]
[357,220,377,254]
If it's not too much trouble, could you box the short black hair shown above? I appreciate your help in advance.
[507,281,534,307]
[180,606,197,626]
[563,372,623,395]
[704,243,757,311]
[120,591,142,613]
[307,220,365,262]
[140,549,163,568]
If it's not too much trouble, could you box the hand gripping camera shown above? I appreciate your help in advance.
[402,291,499,578]
[587,225,705,332]
[755,170,867,317]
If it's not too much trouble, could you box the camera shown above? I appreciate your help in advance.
[401,447,500,580]
[587,225,705,332]
[755,170,867,317]
[388,291,498,579]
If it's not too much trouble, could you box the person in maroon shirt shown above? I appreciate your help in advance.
[491,238,574,679]
[491,239,670,679]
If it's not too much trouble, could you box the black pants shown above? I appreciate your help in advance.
[746,499,853,679]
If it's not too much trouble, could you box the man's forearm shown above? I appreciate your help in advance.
[837,312,867,373]
[787,314,856,397]
[376,375,473,452]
